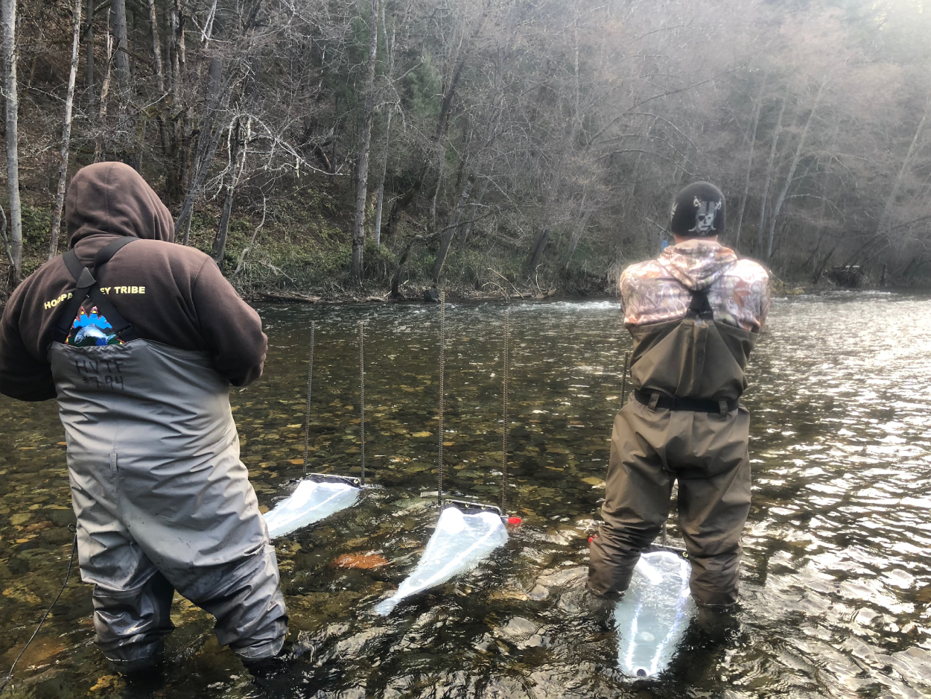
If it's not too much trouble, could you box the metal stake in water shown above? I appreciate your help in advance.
[303,321,316,476]
[359,321,366,487]
[437,289,445,507]
[501,307,510,515]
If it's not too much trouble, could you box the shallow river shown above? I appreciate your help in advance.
[1,293,930,698]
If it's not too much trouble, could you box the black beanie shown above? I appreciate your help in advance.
[670,181,726,237]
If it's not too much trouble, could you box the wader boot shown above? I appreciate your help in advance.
[589,286,758,607]
[50,239,287,668]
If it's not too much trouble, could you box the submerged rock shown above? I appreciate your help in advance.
[534,566,587,590]
[494,616,551,649]
[483,676,532,698]
[331,552,391,569]
[498,616,538,640]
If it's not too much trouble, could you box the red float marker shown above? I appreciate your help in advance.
[507,516,522,526]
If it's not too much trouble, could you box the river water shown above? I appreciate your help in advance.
[1,293,930,698]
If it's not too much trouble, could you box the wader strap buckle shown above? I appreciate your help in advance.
[647,393,660,411]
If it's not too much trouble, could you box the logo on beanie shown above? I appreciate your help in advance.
[689,196,721,234]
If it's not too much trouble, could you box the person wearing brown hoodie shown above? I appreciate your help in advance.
[0,162,288,672]
[588,181,770,615]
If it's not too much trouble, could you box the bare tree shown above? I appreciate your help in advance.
[49,0,84,260]
[351,0,381,284]
[373,0,406,247]
[212,116,249,264]
[755,93,786,257]
[1,0,21,285]
[431,173,474,283]
[93,17,114,162]
[765,80,825,260]
[734,75,766,252]
[111,0,131,88]
[85,0,94,94]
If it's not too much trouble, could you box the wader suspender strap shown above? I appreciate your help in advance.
[54,238,140,344]
[686,288,714,320]
[633,285,739,414]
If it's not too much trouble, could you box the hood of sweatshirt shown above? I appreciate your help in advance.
[658,240,738,291]
[66,162,175,246]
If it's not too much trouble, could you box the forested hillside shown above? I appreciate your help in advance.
[1,0,930,298]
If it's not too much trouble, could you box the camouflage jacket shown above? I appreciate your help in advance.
[619,240,770,333]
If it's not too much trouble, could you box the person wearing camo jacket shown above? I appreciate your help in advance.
[588,181,770,617]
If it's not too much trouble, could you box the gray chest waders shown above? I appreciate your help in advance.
[49,239,286,664]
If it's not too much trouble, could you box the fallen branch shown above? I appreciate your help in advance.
[258,291,321,303]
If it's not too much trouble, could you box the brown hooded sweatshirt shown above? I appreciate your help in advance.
[0,162,267,401]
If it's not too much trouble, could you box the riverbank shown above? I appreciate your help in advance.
[242,275,894,306]
[1,198,921,308]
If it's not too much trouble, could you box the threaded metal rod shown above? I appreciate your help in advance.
[302,321,315,476]
[359,321,366,487]
[501,307,510,515]
[437,289,445,507]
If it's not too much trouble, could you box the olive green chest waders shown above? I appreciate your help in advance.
[49,239,287,667]
[589,287,758,607]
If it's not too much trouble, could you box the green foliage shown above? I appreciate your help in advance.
[362,238,398,282]
[275,185,344,231]
[403,53,442,121]
[21,205,50,255]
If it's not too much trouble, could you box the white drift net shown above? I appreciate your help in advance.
[614,549,697,678]
[264,479,360,539]
[375,507,508,616]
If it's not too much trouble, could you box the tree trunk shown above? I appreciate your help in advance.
[350,0,380,284]
[85,0,94,94]
[145,0,170,158]
[171,0,185,85]
[430,157,445,227]
[756,93,786,257]
[166,0,186,204]
[391,231,440,298]
[564,205,593,270]
[876,92,930,235]
[48,0,83,260]
[811,244,835,285]
[372,8,396,248]
[524,227,550,274]
[459,177,487,246]
[1,0,22,285]
[372,105,393,247]
[390,235,423,298]
[735,76,766,252]
[232,193,266,279]
[212,118,244,265]
[176,120,224,244]
[431,174,474,283]
[766,81,824,261]
[111,0,130,88]
[146,0,165,93]
[94,26,114,162]
[175,13,229,244]
[380,6,488,243]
